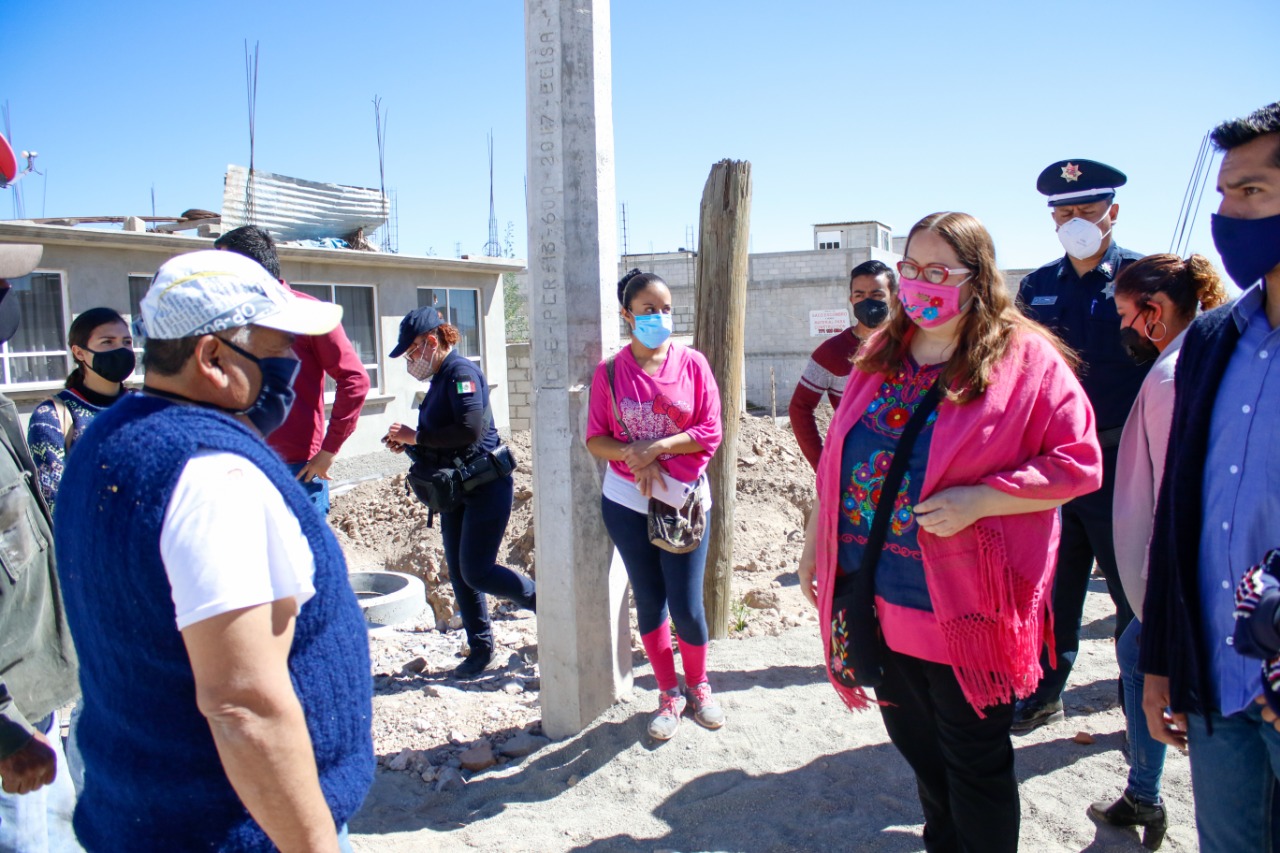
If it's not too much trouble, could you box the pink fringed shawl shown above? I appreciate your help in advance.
[814,330,1103,714]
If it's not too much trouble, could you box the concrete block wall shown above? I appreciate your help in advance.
[508,244,1028,416]
[507,342,533,432]
[621,247,898,410]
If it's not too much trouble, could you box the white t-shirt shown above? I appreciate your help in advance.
[601,465,711,516]
[160,451,316,631]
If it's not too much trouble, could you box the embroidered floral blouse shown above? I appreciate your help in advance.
[837,357,949,664]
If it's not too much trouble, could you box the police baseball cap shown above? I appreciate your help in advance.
[138,249,343,340]
[1037,159,1127,207]
[389,306,444,358]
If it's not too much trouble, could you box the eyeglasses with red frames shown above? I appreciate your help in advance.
[896,259,971,285]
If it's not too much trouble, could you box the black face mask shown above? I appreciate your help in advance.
[1119,316,1159,366]
[85,347,136,384]
[853,298,890,329]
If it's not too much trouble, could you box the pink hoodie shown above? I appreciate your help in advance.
[586,343,722,484]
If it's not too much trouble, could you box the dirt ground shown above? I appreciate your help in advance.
[332,410,1198,852]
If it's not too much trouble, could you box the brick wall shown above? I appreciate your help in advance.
[506,342,532,432]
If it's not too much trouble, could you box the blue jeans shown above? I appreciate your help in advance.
[600,496,709,645]
[337,823,352,853]
[0,711,84,852]
[1185,701,1280,853]
[1117,620,1165,803]
[287,460,331,515]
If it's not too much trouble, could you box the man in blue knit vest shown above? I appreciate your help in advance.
[54,250,373,851]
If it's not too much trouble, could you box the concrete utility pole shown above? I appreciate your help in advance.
[693,159,753,639]
[524,0,631,739]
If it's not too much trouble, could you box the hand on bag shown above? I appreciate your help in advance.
[1142,674,1188,751]
[0,731,56,795]
[620,440,661,474]
[632,461,663,499]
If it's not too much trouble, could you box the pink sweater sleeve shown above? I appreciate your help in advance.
[585,360,615,441]
[682,350,722,458]
[976,341,1103,501]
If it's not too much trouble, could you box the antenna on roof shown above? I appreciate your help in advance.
[243,40,261,224]
[483,131,502,258]
[620,202,628,259]
[373,95,395,252]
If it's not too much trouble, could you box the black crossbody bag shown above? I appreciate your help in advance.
[828,380,943,690]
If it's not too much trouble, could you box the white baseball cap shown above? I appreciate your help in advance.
[137,249,342,340]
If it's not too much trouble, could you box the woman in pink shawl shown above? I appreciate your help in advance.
[798,212,1102,853]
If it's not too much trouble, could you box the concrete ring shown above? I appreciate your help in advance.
[350,571,427,627]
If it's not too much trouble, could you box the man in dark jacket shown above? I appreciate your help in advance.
[1140,101,1280,853]
[0,241,80,849]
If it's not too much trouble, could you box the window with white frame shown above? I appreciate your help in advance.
[816,230,841,251]
[291,283,381,391]
[417,288,482,364]
[0,271,69,387]
[127,274,151,374]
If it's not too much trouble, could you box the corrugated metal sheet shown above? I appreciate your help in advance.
[221,164,389,243]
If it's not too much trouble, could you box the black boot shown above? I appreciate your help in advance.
[453,646,492,680]
[1088,792,1168,851]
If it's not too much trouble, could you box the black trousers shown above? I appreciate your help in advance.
[1032,444,1134,703]
[439,474,536,652]
[877,648,1019,853]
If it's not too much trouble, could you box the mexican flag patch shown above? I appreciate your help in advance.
[456,379,476,394]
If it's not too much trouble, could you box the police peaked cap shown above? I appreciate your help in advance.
[1036,159,1127,207]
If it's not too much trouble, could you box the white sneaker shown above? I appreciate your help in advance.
[648,688,687,740]
[686,681,725,729]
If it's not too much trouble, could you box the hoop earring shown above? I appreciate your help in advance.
[1145,319,1168,343]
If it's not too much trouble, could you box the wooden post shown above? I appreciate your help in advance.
[770,366,776,420]
[692,159,752,639]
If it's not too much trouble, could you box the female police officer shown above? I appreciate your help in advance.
[384,306,536,678]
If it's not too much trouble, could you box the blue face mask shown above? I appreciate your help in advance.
[1211,211,1280,287]
[631,312,673,349]
[221,337,300,436]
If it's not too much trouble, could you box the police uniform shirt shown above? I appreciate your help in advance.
[415,351,499,456]
[1017,241,1150,432]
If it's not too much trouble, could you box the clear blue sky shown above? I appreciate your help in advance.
[2,1,1276,272]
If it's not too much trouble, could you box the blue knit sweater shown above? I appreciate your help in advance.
[54,394,373,851]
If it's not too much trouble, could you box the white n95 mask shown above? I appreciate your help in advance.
[1056,209,1112,260]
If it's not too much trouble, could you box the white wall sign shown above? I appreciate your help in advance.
[809,309,848,337]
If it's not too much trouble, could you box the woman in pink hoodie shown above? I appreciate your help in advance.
[799,212,1102,853]
[586,270,723,742]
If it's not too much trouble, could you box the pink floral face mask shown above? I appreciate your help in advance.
[898,277,969,328]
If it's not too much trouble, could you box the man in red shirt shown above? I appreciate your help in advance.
[789,260,896,469]
[214,226,370,514]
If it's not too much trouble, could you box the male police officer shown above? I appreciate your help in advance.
[1014,160,1149,732]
